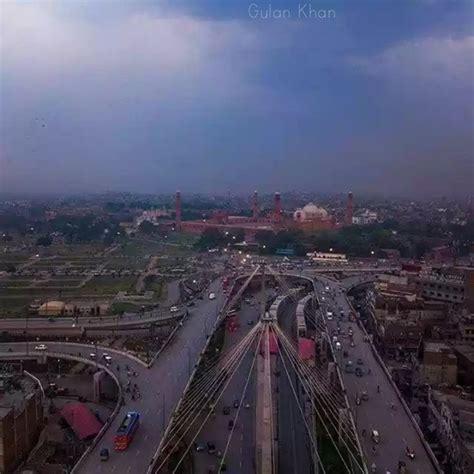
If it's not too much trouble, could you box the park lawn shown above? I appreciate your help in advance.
[82,275,137,295]
[0,297,31,318]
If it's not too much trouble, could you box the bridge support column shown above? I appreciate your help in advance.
[328,361,337,387]
[256,325,274,474]
[93,370,106,403]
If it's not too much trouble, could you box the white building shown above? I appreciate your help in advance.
[352,209,378,225]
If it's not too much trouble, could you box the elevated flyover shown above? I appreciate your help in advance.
[0,310,185,337]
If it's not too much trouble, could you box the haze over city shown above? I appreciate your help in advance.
[1,2,474,474]
[1,0,473,197]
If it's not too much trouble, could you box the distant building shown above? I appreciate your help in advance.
[459,315,474,345]
[420,342,457,386]
[427,388,474,474]
[135,208,170,226]
[452,345,474,386]
[307,251,347,263]
[38,300,65,316]
[64,301,109,316]
[293,203,336,232]
[417,273,465,304]
[352,209,378,225]
[366,283,448,358]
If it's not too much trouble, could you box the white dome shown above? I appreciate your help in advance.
[302,203,328,218]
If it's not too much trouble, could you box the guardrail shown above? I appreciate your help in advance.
[147,311,189,368]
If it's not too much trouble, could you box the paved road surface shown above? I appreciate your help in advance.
[314,277,437,474]
[192,297,259,474]
[277,302,313,474]
[1,278,225,474]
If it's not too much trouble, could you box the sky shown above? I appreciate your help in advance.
[0,0,473,197]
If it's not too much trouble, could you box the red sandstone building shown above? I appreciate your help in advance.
[177,191,354,239]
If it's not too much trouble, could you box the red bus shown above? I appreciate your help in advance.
[114,411,140,451]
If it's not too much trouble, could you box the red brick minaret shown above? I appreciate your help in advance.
[346,191,353,226]
[274,192,282,224]
[252,191,259,221]
[175,190,182,231]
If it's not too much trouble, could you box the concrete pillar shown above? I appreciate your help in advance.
[93,370,106,403]
[328,361,337,386]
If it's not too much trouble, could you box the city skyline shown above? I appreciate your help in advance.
[1,0,473,197]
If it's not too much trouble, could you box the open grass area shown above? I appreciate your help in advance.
[82,275,137,295]
[105,257,147,271]
[0,297,31,317]
[35,280,83,288]
[1,280,33,288]
[109,301,142,313]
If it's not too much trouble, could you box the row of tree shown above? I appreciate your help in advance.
[192,219,474,259]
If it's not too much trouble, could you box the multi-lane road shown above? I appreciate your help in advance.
[0,277,226,474]
[314,277,438,474]
[191,297,260,474]
[277,301,313,474]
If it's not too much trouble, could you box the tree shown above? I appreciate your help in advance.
[139,221,155,235]
[194,227,226,250]
[36,235,52,246]
[103,234,114,246]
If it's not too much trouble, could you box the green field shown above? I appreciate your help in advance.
[82,275,137,295]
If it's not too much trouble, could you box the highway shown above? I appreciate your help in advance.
[277,302,313,474]
[314,277,438,474]
[1,277,226,474]
[191,297,259,474]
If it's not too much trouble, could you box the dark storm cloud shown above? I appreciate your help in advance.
[0,0,472,196]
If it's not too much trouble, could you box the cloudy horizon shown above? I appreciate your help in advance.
[1,0,473,197]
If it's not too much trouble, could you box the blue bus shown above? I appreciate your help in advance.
[114,411,140,451]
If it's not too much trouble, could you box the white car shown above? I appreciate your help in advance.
[170,306,179,313]
[208,292,216,300]
[335,342,342,350]
[34,344,48,351]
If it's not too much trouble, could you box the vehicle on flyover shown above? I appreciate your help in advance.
[114,411,140,451]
